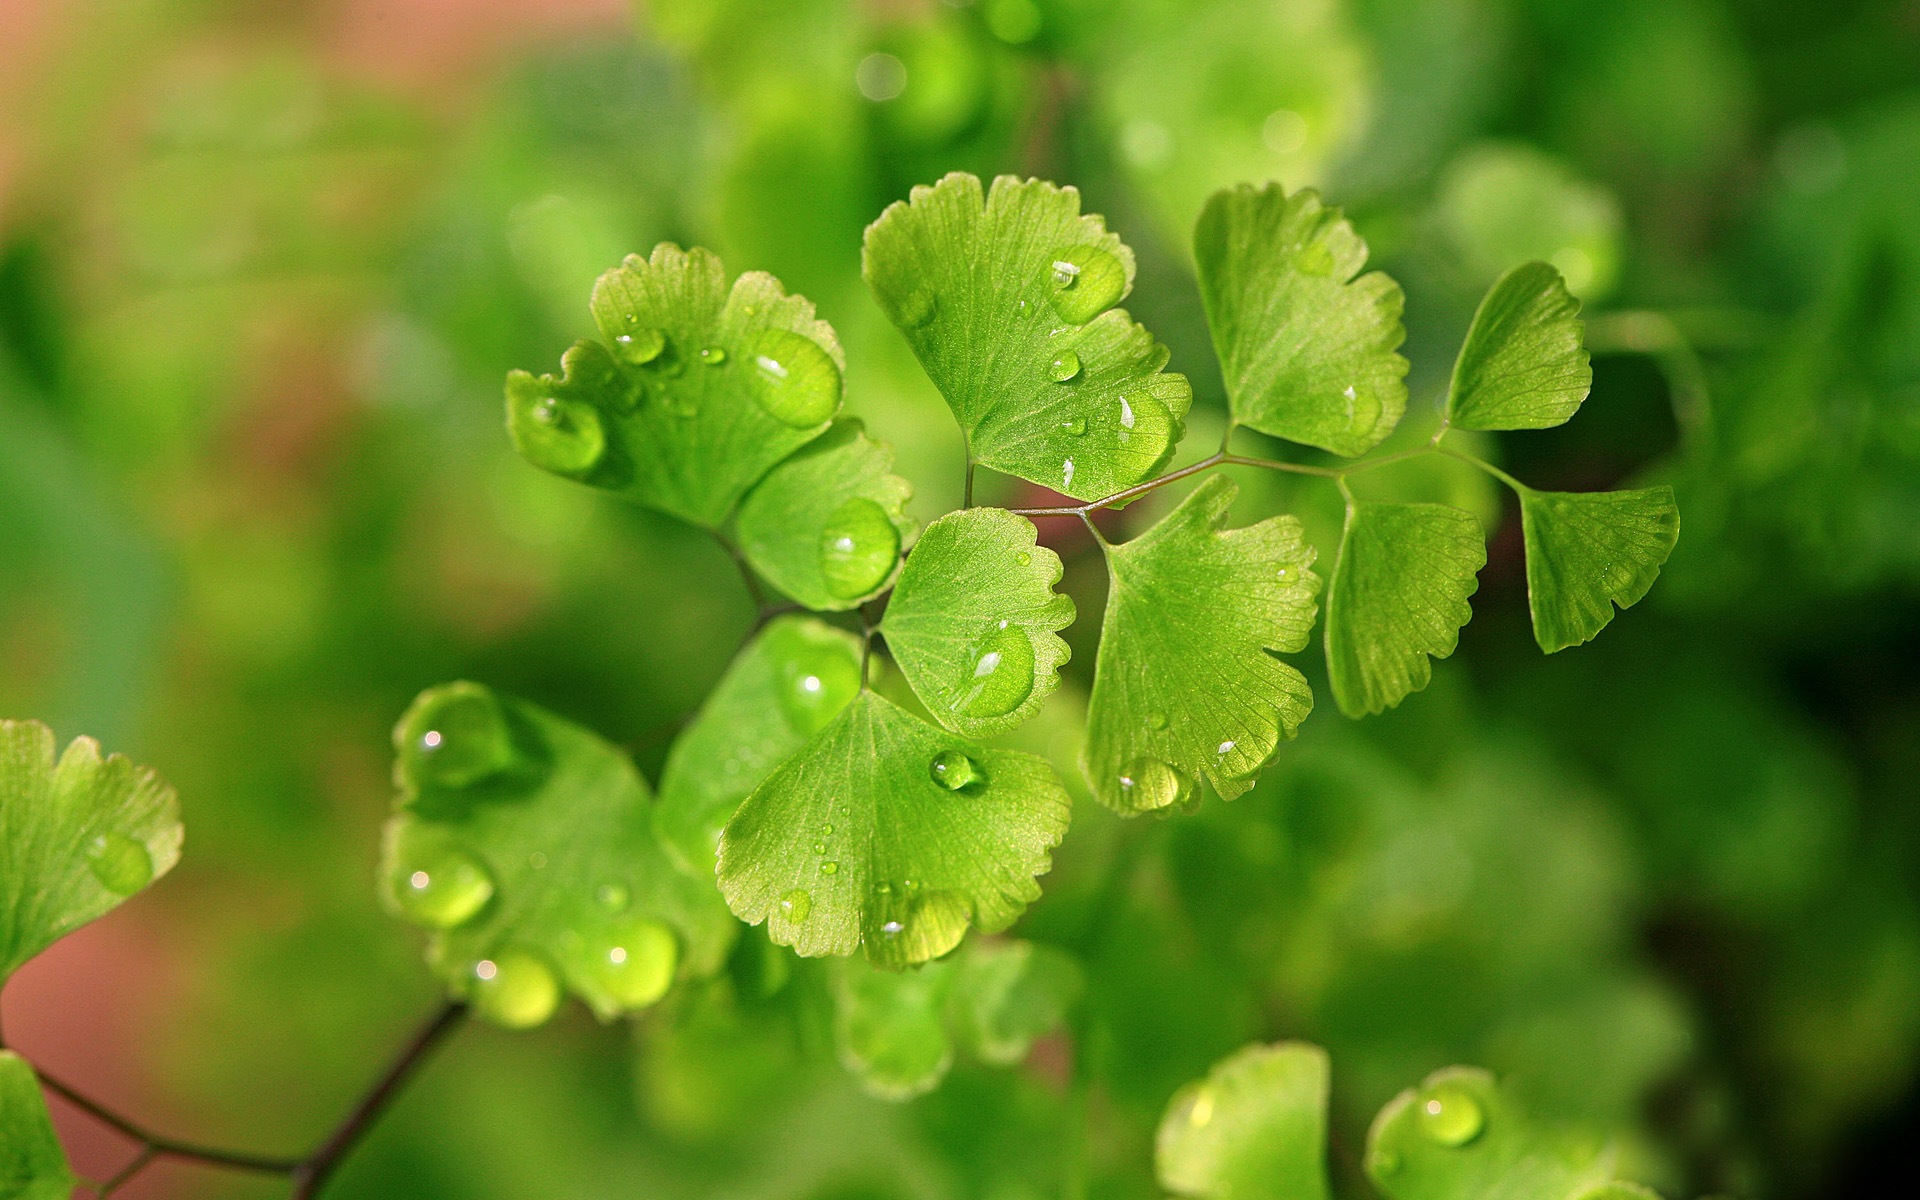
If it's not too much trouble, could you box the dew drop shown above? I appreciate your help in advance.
[405,684,515,788]
[746,329,840,427]
[894,286,937,328]
[779,889,813,922]
[1116,757,1185,810]
[818,497,901,599]
[1016,551,1033,566]
[511,387,606,478]
[1146,711,1169,730]
[1059,415,1086,436]
[820,861,839,875]
[1047,247,1126,323]
[1048,350,1082,383]
[929,749,988,792]
[698,345,727,365]
[822,823,834,835]
[470,950,561,1029]
[1416,1082,1486,1147]
[596,882,631,913]
[86,832,153,896]
[953,624,1035,719]
[390,838,494,928]
[1297,240,1335,276]
[813,841,826,854]
[773,633,862,737]
[875,881,892,895]
[611,328,665,366]
[1110,391,1175,483]
[881,920,905,936]
[576,916,678,1011]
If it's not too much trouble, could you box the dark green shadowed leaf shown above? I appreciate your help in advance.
[1157,1042,1331,1200]
[735,420,915,610]
[0,1052,76,1200]
[1519,487,1680,653]
[1195,182,1408,456]
[879,508,1075,738]
[1084,477,1320,814]
[716,691,1071,968]
[505,243,843,527]
[1365,1067,1616,1200]
[1447,261,1593,431]
[1325,503,1486,717]
[382,682,736,1027]
[0,719,182,986]
[862,172,1192,501]
[653,616,865,875]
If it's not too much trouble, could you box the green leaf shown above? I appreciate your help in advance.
[1446,261,1593,431]
[734,420,915,610]
[831,954,957,1101]
[949,938,1082,1067]
[0,1052,75,1200]
[717,691,1071,968]
[1194,182,1409,456]
[863,172,1192,501]
[1519,487,1680,653]
[1157,1042,1331,1200]
[1084,477,1321,814]
[653,616,865,875]
[1325,503,1486,717]
[1365,1067,1614,1200]
[382,682,737,1027]
[505,243,843,527]
[0,720,181,986]
[879,508,1075,738]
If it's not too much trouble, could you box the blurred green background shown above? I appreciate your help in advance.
[1,0,1917,1197]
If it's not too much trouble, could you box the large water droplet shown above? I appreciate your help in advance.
[1416,1082,1485,1147]
[929,750,987,792]
[576,916,678,1011]
[746,330,840,427]
[1047,246,1126,323]
[954,624,1035,718]
[1116,757,1185,810]
[511,387,606,478]
[86,832,153,896]
[390,837,494,928]
[818,497,900,599]
[612,328,665,365]
[1110,391,1175,484]
[470,950,561,1029]
[1048,350,1082,383]
[404,684,515,788]
[773,631,861,737]
[779,889,813,922]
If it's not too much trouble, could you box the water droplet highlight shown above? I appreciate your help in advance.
[390,838,494,928]
[86,832,153,896]
[510,387,606,478]
[1048,350,1082,382]
[1047,246,1126,323]
[773,632,861,737]
[612,328,665,365]
[1116,757,1185,810]
[698,346,727,366]
[1416,1082,1486,1147]
[929,750,987,792]
[746,330,840,427]
[779,889,813,921]
[820,861,839,875]
[470,950,561,1029]
[1110,391,1175,484]
[954,624,1035,719]
[405,684,515,788]
[818,497,900,599]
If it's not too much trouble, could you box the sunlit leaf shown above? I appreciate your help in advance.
[1519,487,1680,653]
[1158,1042,1331,1200]
[0,720,181,987]
[1084,478,1320,814]
[382,682,736,1026]
[653,616,865,875]
[880,508,1075,738]
[505,244,842,527]
[863,172,1192,501]
[1195,182,1408,456]
[0,1052,76,1200]
[735,420,915,611]
[717,691,1071,968]
[1325,503,1486,717]
[1447,262,1592,431]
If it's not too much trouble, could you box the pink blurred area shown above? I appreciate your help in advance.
[0,1,633,1193]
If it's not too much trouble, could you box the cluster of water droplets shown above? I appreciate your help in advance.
[604,310,842,429]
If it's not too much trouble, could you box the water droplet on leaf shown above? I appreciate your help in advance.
[929,750,987,792]
[1116,757,1185,810]
[470,950,561,1029]
[954,624,1035,718]
[1047,246,1126,323]
[780,889,813,921]
[1297,241,1335,276]
[818,497,900,599]
[1110,391,1174,483]
[820,861,839,875]
[1416,1082,1485,1147]
[1048,351,1082,382]
[698,346,727,365]
[774,635,861,737]
[893,286,936,328]
[1146,711,1168,730]
[576,916,678,1011]
[612,328,665,365]
[511,389,606,478]
[746,329,840,427]
[404,684,515,788]
[86,832,152,896]
[390,839,493,928]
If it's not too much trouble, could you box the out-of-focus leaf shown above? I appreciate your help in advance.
[1157,1042,1331,1200]
[1365,1067,1615,1200]
[0,1052,76,1200]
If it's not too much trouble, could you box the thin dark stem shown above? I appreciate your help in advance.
[715,533,768,612]
[98,1146,157,1196]
[34,1070,302,1175]
[290,1002,467,1198]
[1435,444,1528,492]
[1220,453,1344,478]
[964,458,976,508]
